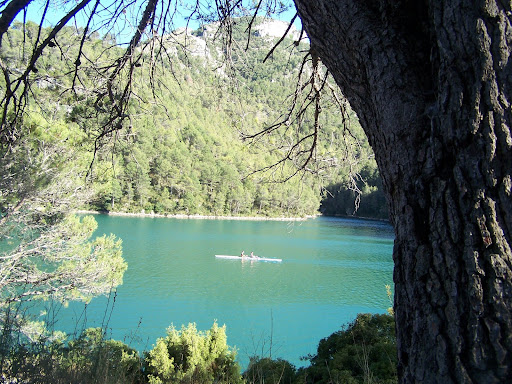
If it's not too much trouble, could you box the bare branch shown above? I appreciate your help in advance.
[262,13,297,62]
[0,0,94,147]
[244,0,263,50]
[0,0,33,45]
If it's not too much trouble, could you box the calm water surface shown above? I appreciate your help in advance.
[55,215,394,368]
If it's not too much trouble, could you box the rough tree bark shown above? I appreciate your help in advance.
[294,0,512,382]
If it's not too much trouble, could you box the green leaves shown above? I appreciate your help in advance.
[301,313,397,384]
[2,17,385,218]
[1,215,126,305]
[145,322,242,384]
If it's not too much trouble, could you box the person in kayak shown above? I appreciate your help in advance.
[241,251,246,258]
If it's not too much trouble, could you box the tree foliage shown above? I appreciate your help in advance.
[0,215,126,305]
[0,117,127,333]
[1,315,396,384]
[0,29,127,367]
[1,327,141,383]
[1,16,384,219]
[320,165,388,220]
[144,322,243,384]
[298,314,397,384]
[243,357,296,384]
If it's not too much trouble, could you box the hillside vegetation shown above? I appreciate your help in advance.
[1,18,387,219]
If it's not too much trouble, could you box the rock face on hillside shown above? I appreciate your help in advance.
[170,19,299,60]
[252,19,300,40]
[191,19,299,40]
[169,28,211,59]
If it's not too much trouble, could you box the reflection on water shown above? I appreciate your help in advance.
[52,215,394,368]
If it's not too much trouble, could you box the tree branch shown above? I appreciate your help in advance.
[0,0,33,45]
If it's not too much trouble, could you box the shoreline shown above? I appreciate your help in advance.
[323,213,390,223]
[74,210,315,222]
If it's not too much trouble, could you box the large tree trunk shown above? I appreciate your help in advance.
[294,1,512,382]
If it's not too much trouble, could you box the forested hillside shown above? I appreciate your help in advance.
[1,18,386,218]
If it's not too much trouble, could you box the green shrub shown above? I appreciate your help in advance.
[0,327,142,384]
[60,327,142,384]
[243,357,296,384]
[144,322,243,384]
[1,315,396,384]
[298,313,397,384]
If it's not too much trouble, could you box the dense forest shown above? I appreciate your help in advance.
[1,18,387,219]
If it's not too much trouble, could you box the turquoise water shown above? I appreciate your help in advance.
[50,215,394,368]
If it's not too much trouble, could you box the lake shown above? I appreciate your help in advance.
[50,215,394,368]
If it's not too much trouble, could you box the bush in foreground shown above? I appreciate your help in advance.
[297,313,397,384]
[243,357,296,384]
[1,315,396,383]
[243,313,396,384]
[144,322,243,384]
[0,327,141,384]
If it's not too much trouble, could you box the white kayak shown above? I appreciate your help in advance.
[215,255,282,263]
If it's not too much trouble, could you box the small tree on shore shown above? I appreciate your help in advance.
[145,322,243,384]
[0,114,127,373]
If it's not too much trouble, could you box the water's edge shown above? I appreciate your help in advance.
[75,209,315,221]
